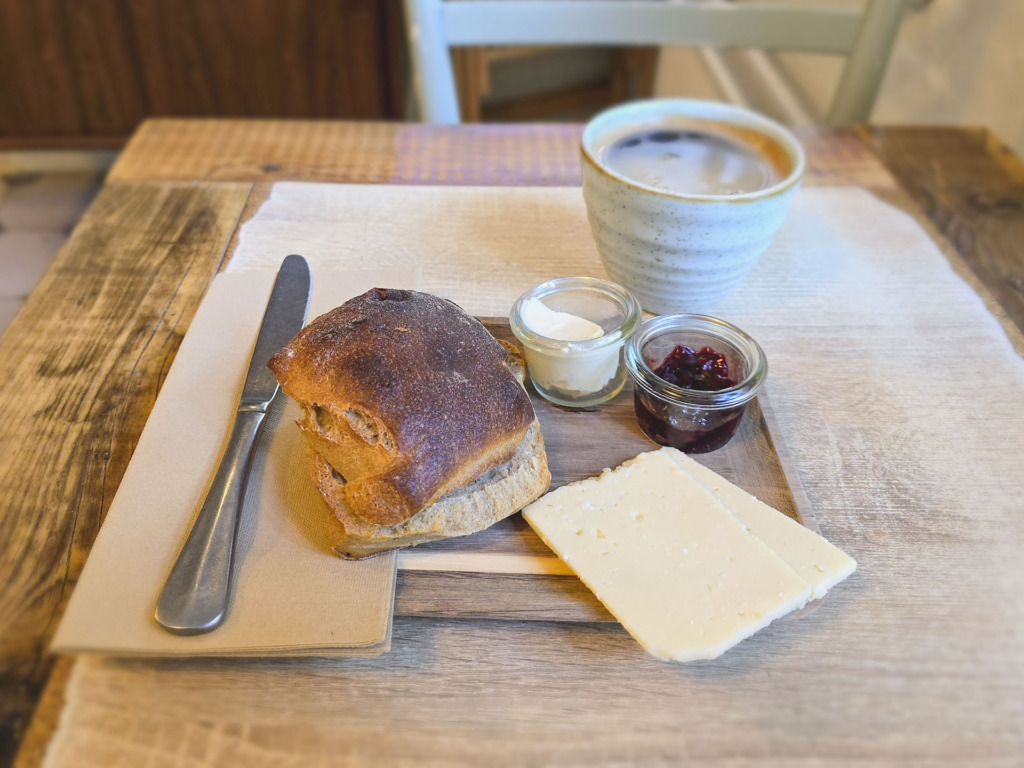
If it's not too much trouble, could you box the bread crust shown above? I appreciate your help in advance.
[312,420,550,558]
[268,289,536,526]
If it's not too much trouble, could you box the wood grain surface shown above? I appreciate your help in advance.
[859,126,1024,334]
[36,615,1024,767]
[394,320,817,623]
[108,120,896,189]
[3,122,1024,767]
[0,181,251,765]
[0,1,403,142]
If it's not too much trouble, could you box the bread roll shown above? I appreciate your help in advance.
[311,420,549,558]
[269,288,550,556]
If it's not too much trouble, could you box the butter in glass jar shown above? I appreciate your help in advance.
[510,277,641,408]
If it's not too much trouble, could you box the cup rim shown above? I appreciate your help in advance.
[625,313,768,408]
[510,276,642,353]
[581,98,806,203]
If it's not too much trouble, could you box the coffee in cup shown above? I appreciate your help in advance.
[600,125,789,196]
[581,100,804,314]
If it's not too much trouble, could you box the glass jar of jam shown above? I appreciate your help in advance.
[624,314,767,453]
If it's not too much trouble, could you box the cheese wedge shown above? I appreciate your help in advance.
[522,450,812,662]
[663,448,856,600]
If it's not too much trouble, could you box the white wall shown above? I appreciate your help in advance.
[656,1,1024,155]
[775,0,1024,153]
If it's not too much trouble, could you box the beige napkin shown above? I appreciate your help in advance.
[52,267,419,657]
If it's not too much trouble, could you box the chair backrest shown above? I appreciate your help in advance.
[404,0,907,125]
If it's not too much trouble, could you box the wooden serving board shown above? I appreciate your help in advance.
[393,319,819,623]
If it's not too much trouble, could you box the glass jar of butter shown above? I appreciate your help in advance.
[510,277,642,408]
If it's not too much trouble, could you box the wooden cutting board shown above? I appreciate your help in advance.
[393,319,819,623]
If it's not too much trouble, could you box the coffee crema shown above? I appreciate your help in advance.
[599,124,790,196]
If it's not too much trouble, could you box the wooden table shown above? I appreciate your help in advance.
[3,120,1024,767]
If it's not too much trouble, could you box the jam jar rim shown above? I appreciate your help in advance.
[625,313,767,408]
[510,276,642,354]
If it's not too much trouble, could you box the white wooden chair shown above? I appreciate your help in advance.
[404,0,907,125]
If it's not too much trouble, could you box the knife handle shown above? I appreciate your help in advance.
[155,408,268,635]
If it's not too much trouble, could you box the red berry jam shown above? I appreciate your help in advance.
[634,344,744,453]
[652,345,736,391]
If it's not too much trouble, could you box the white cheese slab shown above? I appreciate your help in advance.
[522,450,812,662]
[664,448,857,600]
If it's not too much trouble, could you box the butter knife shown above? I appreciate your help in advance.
[155,254,311,635]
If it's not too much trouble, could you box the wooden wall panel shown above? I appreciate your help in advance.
[0,0,403,143]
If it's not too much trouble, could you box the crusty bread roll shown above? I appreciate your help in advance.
[269,288,551,557]
[310,420,549,558]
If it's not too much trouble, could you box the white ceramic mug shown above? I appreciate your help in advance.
[581,99,805,314]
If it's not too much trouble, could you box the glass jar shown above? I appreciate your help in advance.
[510,277,642,408]
[625,314,767,453]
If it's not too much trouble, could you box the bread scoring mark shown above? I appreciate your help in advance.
[344,408,396,451]
[310,403,396,452]
[313,404,334,432]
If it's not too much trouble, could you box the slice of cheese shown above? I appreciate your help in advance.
[663,448,857,600]
[522,450,812,662]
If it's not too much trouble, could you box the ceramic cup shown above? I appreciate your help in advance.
[581,99,805,314]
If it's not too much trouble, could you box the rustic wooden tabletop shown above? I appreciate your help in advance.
[2,120,1024,767]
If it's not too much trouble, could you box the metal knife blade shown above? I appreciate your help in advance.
[155,254,311,635]
[240,254,312,409]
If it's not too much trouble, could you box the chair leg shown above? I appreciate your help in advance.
[404,0,462,123]
[611,47,660,103]
[453,48,488,123]
[827,0,907,125]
